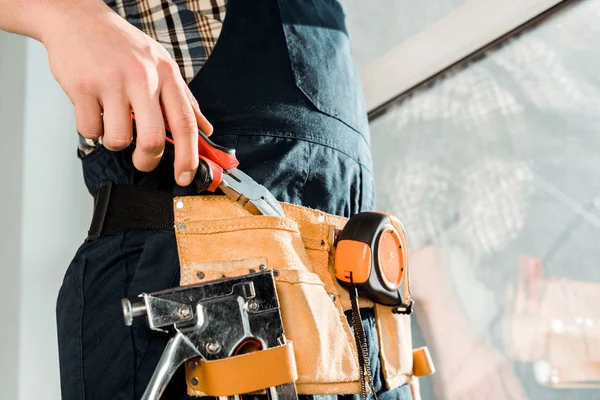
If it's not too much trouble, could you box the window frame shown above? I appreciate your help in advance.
[360,0,571,119]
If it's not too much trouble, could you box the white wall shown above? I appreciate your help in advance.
[0,33,92,400]
[0,31,26,400]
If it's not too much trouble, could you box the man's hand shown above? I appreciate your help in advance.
[25,0,213,186]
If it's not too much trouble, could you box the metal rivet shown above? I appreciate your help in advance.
[176,201,184,209]
[273,269,279,277]
[190,377,199,386]
[247,299,260,313]
[178,223,186,230]
[249,269,256,273]
[189,361,198,370]
[259,264,267,271]
[329,294,336,302]
[196,271,205,280]
[205,340,222,355]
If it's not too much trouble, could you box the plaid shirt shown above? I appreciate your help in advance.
[79,0,227,155]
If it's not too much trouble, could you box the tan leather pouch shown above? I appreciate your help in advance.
[175,197,361,395]
[174,196,415,394]
[374,304,413,389]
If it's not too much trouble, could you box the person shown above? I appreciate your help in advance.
[1,0,413,399]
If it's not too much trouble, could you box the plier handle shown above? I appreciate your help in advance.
[164,130,235,192]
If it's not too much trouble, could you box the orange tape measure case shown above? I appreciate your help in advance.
[334,212,412,313]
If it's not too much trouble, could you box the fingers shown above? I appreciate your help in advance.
[74,95,103,139]
[130,98,166,173]
[161,71,199,186]
[74,62,210,186]
[102,92,133,151]
[184,84,213,136]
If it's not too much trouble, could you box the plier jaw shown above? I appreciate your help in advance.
[220,169,285,217]
[161,121,284,217]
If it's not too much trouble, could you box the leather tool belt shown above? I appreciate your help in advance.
[89,182,416,395]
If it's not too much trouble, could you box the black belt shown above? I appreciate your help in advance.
[87,182,175,241]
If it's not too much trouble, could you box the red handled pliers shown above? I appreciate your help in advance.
[132,113,284,217]
[172,130,284,217]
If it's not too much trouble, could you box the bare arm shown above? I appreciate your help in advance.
[0,0,213,186]
[411,246,527,400]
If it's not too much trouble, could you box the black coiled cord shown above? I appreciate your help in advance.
[349,274,378,400]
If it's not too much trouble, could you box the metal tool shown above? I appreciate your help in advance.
[170,126,284,217]
[220,168,285,217]
[122,271,298,400]
[131,113,284,217]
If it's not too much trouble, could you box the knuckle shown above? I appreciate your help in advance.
[171,112,197,133]
[77,122,103,138]
[137,134,165,153]
[130,63,154,84]
[129,66,159,95]
[73,79,95,96]
[158,58,180,80]
[103,133,132,150]
[103,67,124,84]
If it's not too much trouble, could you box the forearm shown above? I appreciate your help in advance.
[410,246,480,364]
[0,0,107,42]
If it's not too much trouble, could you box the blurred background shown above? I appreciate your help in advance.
[1,0,599,399]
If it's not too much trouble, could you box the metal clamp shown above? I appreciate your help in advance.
[122,271,298,400]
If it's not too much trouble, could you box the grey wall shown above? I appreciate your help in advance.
[17,39,92,400]
[0,31,26,400]
[344,0,470,68]
[0,34,92,400]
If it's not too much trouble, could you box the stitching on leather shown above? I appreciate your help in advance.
[179,233,189,267]
[179,267,326,287]
[177,223,299,234]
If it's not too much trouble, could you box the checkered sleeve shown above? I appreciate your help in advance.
[78,0,227,156]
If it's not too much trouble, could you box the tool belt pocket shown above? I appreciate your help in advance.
[175,197,361,395]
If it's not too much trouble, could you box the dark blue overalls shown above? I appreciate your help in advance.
[56,1,412,399]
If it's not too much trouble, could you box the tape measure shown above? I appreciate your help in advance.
[334,211,413,314]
